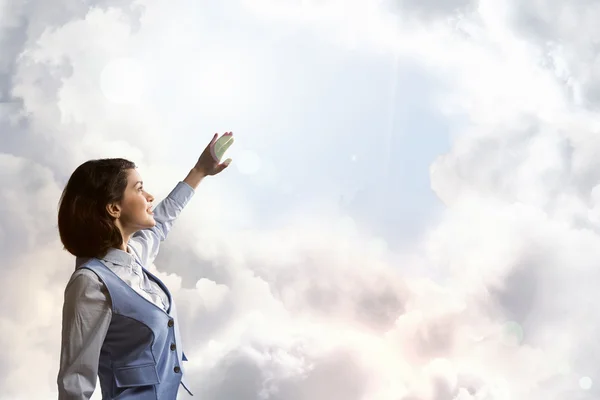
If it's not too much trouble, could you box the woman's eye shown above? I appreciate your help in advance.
[139,187,144,192]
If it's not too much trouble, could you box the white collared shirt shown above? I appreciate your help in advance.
[78,246,170,312]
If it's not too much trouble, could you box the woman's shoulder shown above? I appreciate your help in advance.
[64,267,112,309]
[71,266,102,281]
[66,264,106,294]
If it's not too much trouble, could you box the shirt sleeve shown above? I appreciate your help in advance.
[128,181,195,267]
[57,269,112,400]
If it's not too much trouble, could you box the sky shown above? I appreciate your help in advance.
[1,0,600,399]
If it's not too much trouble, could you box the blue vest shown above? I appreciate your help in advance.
[79,258,193,399]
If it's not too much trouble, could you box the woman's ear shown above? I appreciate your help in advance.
[106,203,121,219]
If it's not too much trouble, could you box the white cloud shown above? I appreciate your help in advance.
[2,0,600,399]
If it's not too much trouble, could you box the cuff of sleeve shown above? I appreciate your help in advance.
[167,181,196,208]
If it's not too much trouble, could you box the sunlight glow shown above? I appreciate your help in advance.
[241,0,402,52]
[99,57,146,105]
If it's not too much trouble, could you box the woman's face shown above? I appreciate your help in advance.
[117,168,156,233]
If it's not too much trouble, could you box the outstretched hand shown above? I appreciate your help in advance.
[194,132,233,176]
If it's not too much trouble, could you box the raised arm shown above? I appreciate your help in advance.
[129,132,232,267]
[128,181,195,267]
[57,270,111,400]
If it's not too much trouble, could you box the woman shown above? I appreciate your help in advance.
[57,134,231,400]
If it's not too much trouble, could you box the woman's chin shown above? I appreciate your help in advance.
[147,216,157,227]
[142,215,156,229]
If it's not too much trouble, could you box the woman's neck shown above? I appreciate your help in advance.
[119,236,131,252]
[114,221,132,252]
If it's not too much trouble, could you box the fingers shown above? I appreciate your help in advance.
[209,144,219,162]
[211,132,231,141]
[214,159,232,174]
[204,133,233,174]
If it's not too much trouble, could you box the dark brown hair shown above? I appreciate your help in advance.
[58,158,136,258]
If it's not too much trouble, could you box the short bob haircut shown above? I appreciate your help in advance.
[58,158,136,258]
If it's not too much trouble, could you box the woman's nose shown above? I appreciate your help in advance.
[146,192,155,203]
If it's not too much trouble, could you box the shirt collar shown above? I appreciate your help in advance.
[101,247,136,268]
[75,247,136,269]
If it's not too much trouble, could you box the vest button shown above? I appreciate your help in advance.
[168,319,174,327]
[170,343,176,351]
[174,366,181,373]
